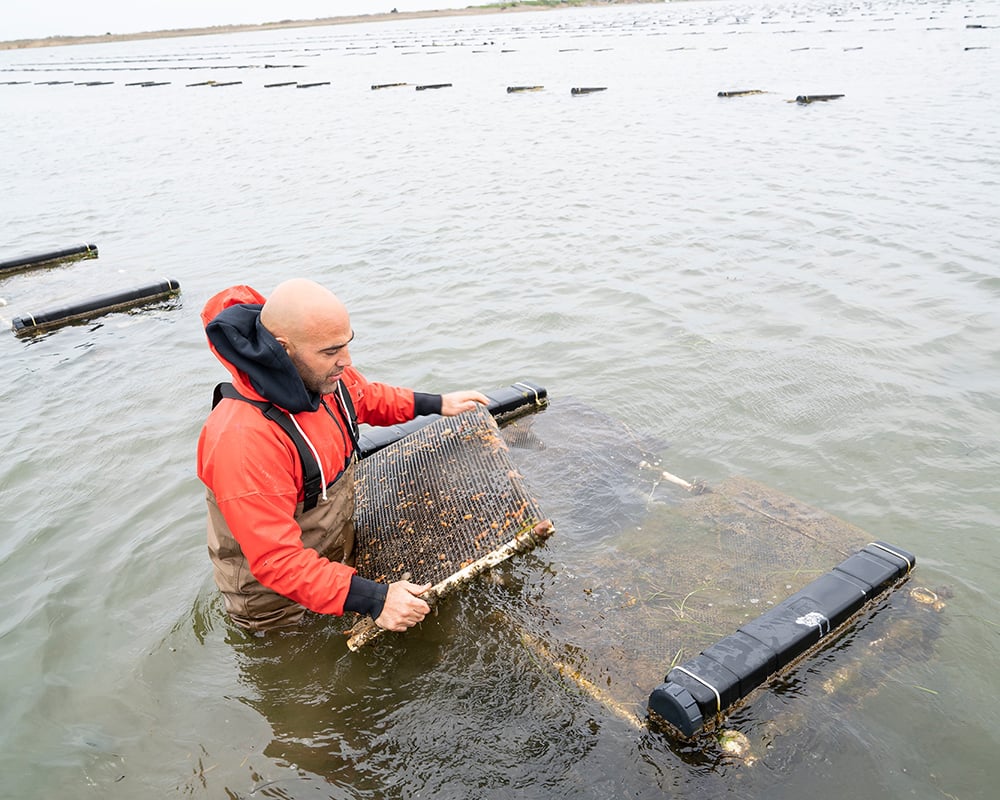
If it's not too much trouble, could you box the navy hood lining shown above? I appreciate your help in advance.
[206,303,322,413]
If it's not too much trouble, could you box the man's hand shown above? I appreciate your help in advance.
[440,390,489,416]
[374,581,432,632]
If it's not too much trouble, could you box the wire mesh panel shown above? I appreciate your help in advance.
[511,474,874,722]
[349,403,553,649]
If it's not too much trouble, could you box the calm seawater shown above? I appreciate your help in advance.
[2,1,998,797]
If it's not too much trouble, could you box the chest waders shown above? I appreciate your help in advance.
[205,382,362,632]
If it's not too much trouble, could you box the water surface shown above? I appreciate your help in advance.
[1,1,998,797]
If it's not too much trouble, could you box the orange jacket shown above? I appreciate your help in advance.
[196,285,427,617]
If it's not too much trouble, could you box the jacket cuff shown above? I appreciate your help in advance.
[343,575,389,619]
[413,392,442,416]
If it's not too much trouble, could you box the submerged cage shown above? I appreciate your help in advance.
[647,540,916,737]
[344,392,929,748]
[482,402,933,742]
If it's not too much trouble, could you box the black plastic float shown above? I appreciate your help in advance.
[357,380,548,458]
[0,243,98,276]
[11,279,181,337]
[647,541,915,738]
[796,94,845,103]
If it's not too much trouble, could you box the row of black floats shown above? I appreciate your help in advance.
[717,89,846,103]
[648,541,915,737]
[1,244,180,337]
[368,83,608,94]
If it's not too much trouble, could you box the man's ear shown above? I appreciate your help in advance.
[274,335,293,355]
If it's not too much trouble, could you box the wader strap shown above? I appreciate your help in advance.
[335,382,362,453]
[211,382,323,511]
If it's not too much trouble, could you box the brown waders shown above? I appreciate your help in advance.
[206,461,357,633]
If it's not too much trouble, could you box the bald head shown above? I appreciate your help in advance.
[261,279,354,395]
[261,278,349,343]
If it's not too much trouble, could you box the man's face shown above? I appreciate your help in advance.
[285,314,354,396]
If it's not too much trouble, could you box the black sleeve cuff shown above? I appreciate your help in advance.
[343,575,389,619]
[413,392,442,417]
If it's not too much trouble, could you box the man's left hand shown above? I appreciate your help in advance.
[440,390,489,416]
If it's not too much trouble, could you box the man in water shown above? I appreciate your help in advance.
[197,278,488,634]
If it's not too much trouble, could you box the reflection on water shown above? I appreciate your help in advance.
[116,400,951,799]
[167,575,951,799]
[2,0,998,798]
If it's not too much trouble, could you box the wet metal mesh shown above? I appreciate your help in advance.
[489,406,917,726]
[513,473,876,711]
[353,404,547,587]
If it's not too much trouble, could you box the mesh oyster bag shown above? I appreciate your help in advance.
[347,403,553,649]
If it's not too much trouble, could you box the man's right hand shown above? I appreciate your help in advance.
[374,581,432,631]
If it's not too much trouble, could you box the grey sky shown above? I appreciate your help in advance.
[4,1,474,41]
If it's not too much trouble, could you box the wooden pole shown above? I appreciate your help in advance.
[346,519,554,651]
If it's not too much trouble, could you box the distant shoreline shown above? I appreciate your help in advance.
[0,2,664,51]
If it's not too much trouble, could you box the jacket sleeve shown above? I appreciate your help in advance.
[197,409,356,616]
[340,366,441,425]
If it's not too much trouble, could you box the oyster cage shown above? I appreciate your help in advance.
[349,403,553,649]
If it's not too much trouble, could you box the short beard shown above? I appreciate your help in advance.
[287,351,326,395]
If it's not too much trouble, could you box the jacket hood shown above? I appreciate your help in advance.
[202,285,321,413]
